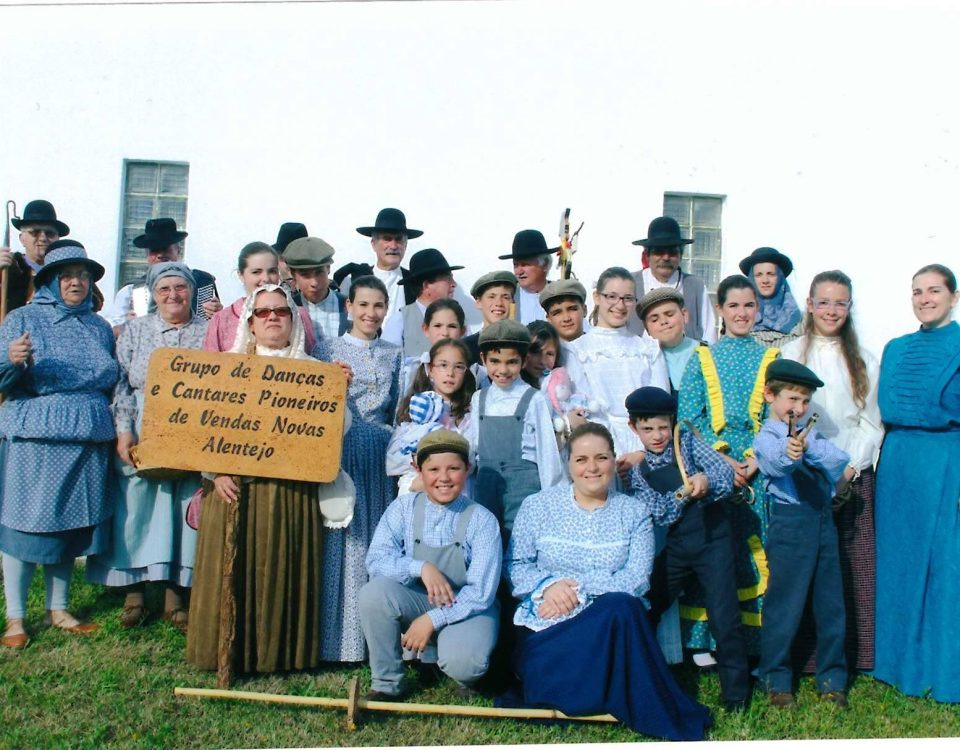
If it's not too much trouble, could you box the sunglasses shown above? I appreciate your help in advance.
[252,306,293,319]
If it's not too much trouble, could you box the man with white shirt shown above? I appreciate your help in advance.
[345,208,423,326]
[498,229,554,324]
[626,216,716,343]
[285,236,349,339]
[380,248,463,357]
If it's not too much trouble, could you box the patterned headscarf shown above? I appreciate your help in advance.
[32,273,94,316]
[752,267,802,334]
[229,283,309,359]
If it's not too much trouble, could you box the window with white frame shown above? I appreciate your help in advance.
[662,192,724,293]
[117,160,189,287]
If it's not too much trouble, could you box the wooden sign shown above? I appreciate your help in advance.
[134,348,347,483]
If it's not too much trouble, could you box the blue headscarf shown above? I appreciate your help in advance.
[752,267,802,334]
[32,271,94,316]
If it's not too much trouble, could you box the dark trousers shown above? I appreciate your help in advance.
[649,501,750,702]
[759,501,847,694]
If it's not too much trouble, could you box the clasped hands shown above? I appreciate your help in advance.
[537,579,580,620]
[400,563,452,652]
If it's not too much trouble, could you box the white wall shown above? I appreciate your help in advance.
[3,0,959,356]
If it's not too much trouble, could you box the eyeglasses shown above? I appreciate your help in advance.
[599,292,637,306]
[431,361,467,374]
[25,228,58,239]
[60,270,92,282]
[252,306,293,319]
[155,283,190,297]
[812,299,852,311]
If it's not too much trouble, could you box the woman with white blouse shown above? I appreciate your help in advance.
[780,270,883,671]
[564,267,670,475]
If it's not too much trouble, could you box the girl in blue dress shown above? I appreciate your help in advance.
[317,275,402,661]
[873,263,960,702]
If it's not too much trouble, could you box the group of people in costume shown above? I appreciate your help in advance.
[1,199,958,741]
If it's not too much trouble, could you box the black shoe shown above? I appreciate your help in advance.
[365,689,407,702]
[410,660,443,687]
[723,699,748,713]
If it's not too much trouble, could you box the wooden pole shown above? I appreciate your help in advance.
[216,485,241,689]
[174,680,618,726]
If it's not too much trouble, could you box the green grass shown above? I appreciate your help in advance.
[2,566,958,748]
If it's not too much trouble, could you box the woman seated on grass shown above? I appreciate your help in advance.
[502,422,712,741]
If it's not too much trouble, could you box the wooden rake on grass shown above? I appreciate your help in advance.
[175,676,618,730]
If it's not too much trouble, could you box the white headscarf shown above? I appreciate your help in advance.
[229,283,309,359]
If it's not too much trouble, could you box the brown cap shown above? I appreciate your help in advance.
[636,287,685,321]
[284,237,335,268]
[470,270,518,299]
[416,429,470,464]
[478,319,532,348]
[539,278,587,310]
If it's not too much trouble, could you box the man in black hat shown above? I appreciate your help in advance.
[498,229,554,324]
[273,222,308,295]
[0,199,69,313]
[381,248,463,357]
[626,217,716,343]
[106,218,221,334]
[343,208,423,326]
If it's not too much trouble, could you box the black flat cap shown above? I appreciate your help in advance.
[765,358,824,389]
[625,386,677,417]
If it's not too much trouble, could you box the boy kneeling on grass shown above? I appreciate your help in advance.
[360,430,502,700]
[625,386,751,712]
[753,359,850,709]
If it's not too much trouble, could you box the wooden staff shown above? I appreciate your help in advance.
[2,200,16,323]
[175,677,618,729]
[673,423,693,500]
[557,208,583,281]
[217,482,242,688]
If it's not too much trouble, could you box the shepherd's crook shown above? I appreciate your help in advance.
[175,677,618,729]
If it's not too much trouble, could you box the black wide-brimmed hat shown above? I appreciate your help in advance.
[34,240,105,286]
[133,218,188,250]
[498,229,559,260]
[11,199,70,236]
[398,248,464,286]
[631,216,693,248]
[356,208,423,239]
[274,222,308,254]
[738,247,794,277]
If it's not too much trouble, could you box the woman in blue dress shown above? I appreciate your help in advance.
[317,275,402,661]
[0,241,119,648]
[86,262,207,631]
[677,274,779,656]
[504,422,711,741]
[873,263,960,703]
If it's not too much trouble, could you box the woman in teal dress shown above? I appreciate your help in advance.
[873,263,960,703]
[677,275,779,655]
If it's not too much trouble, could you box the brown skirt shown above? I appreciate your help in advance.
[185,478,323,674]
[794,468,876,673]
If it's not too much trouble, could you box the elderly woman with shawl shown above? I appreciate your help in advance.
[86,262,208,631]
[739,247,803,349]
[186,284,348,674]
[1,241,119,648]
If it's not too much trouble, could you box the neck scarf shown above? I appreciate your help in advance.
[32,272,94,316]
[753,268,802,334]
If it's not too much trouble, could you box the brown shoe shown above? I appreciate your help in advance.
[44,611,99,635]
[821,691,848,709]
[1,632,30,649]
[768,691,796,708]
[120,604,148,629]
[161,607,189,633]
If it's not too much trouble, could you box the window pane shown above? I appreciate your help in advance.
[692,228,721,260]
[126,163,158,194]
[159,165,189,196]
[693,198,722,227]
[689,258,722,291]
[119,260,148,287]
[124,197,156,227]
[663,195,690,224]
[158,198,187,225]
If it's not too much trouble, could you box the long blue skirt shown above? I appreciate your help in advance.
[503,593,712,741]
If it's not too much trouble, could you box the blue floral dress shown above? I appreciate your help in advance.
[677,335,779,653]
[317,333,401,661]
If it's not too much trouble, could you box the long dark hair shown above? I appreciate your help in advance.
[237,241,277,273]
[715,275,756,336]
[348,274,389,303]
[423,298,466,330]
[395,338,476,424]
[799,270,869,408]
